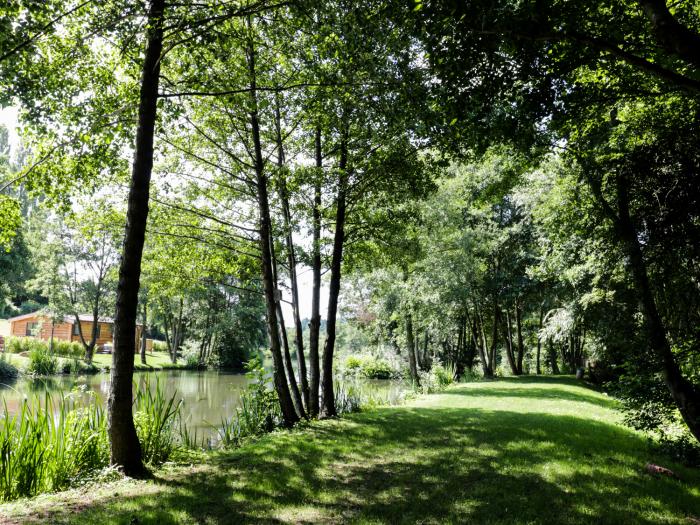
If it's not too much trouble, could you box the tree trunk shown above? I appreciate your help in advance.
[613,174,700,442]
[49,319,55,354]
[488,299,499,378]
[515,302,525,374]
[406,312,419,386]
[108,0,165,478]
[503,309,518,375]
[247,31,298,427]
[275,98,309,411]
[320,126,348,419]
[548,338,560,374]
[637,0,700,69]
[536,305,543,375]
[140,301,147,365]
[474,307,491,377]
[270,235,305,418]
[308,126,323,418]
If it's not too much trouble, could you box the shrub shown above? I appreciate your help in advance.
[27,345,58,375]
[344,356,363,371]
[152,340,168,353]
[215,358,281,448]
[418,362,456,394]
[5,337,24,354]
[0,354,19,381]
[53,340,84,359]
[360,358,394,380]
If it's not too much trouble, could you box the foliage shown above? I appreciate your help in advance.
[0,391,108,502]
[417,362,456,395]
[215,358,281,448]
[4,378,700,523]
[27,345,58,376]
[0,354,18,381]
[134,377,183,465]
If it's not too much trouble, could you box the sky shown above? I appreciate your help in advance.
[0,106,19,150]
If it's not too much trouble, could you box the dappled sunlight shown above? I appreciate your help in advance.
[5,378,696,524]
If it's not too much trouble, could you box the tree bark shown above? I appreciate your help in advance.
[246,30,298,427]
[613,174,700,442]
[637,0,700,69]
[275,97,309,411]
[108,0,165,478]
[503,309,518,375]
[536,305,543,375]
[320,125,348,419]
[140,301,147,365]
[270,235,305,418]
[308,126,323,418]
[515,301,525,374]
[406,312,419,386]
[548,338,560,374]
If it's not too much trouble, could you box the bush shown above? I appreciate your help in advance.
[0,354,19,381]
[360,358,394,380]
[53,340,84,359]
[344,356,363,371]
[27,345,58,375]
[152,340,168,353]
[418,362,456,394]
[215,358,281,448]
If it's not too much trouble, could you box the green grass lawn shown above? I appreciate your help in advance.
[1,377,698,524]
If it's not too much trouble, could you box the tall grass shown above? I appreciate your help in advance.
[134,376,182,465]
[215,358,281,448]
[0,391,108,501]
[0,379,183,502]
[27,345,58,375]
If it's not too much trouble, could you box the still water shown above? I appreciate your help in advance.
[0,370,405,442]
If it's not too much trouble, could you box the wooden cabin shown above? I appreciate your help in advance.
[5,312,142,352]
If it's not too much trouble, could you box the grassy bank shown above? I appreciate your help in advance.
[1,377,699,524]
[1,351,193,376]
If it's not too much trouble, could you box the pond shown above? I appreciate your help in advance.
[0,370,407,445]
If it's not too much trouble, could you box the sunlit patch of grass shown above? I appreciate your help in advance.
[2,376,700,524]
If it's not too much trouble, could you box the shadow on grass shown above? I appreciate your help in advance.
[40,400,700,525]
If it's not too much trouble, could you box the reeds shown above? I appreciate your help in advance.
[0,379,183,502]
[0,391,108,501]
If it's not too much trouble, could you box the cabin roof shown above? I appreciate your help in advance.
[7,311,116,324]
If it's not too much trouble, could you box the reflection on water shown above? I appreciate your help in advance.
[0,370,406,441]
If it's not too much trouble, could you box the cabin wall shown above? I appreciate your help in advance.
[11,317,74,342]
[70,322,113,347]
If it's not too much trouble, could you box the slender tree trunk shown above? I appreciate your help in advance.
[275,98,309,411]
[140,302,147,365]
[247,31,298,427]
[108,0,165,477]
[474,307,491,377]
[536,305,543,375]
[270,235,305,418]
[308,126,323,418]
[406,312,419,386]
[504,309,518,375]
[515,302,524,374]
[320,126,349,419]
[548,339,560,374]
[486,300,499,378]
[49,319,55,354]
